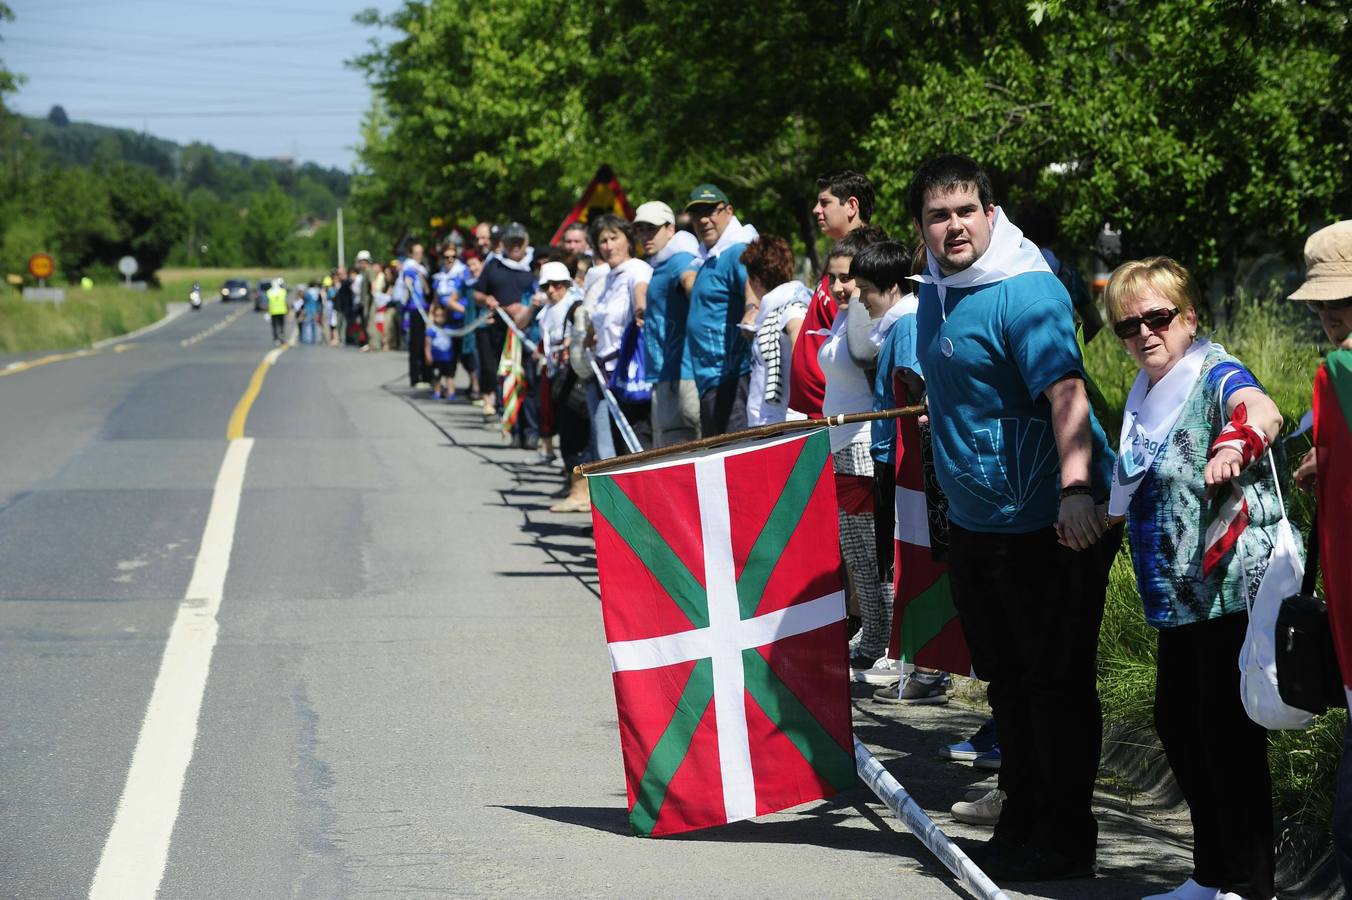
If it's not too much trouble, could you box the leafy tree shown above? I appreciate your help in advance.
[94,163,188,275]
[351,0,601,235]
[241,183,297,266]
[860,0,1352,309]
[46,104,68,127]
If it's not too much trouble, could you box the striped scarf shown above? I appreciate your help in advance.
[754,281,810,406]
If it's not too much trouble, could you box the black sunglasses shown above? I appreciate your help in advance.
[1113,307,1181,339]
[1306,298,1352,314]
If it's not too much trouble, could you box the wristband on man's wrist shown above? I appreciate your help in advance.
[1059,484,1093,500]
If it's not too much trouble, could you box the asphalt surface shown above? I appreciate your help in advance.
[0,300,1196,899]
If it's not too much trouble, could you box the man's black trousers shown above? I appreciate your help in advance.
[947,521,1121,864]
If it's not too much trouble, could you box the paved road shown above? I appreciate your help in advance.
[0,300,1192,899]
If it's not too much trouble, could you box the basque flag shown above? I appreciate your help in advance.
[1314,351,1352,700]
[888,391,970,675]
[588,430,856,836]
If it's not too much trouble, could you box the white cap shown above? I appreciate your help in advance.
[539,261,572,285]
[355,250,372,262]
[634,201,674,227]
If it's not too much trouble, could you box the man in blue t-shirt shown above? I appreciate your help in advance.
[400,243,431,388]
[634,200,701,446]
[908,155,1118,883]
[683,184,758,436]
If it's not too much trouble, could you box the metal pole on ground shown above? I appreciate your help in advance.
[853,738,1009,900]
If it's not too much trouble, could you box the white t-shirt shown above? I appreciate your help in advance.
[592,257,652,369]
[539,297,570,357]
[818,308,874,451]
[748,281,810,426]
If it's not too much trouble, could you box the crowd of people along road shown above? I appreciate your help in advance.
[275,157,1352,898]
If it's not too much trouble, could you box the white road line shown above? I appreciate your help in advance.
[89,437,254,900]
[180,305,249,347]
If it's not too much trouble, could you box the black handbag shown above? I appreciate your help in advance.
[1274,514,1346,714]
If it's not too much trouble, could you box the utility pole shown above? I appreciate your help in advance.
[336,206,345,268]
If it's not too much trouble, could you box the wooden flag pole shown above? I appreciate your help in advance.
[574,403,926,477]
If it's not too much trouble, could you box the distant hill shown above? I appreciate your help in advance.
[0,110,356,274]
[20,113,350,217]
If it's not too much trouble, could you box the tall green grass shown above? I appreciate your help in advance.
[0,287,167,353]
[1086,295,1342,849]
[0,267,329,353]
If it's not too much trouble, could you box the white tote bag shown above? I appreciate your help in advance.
[1238,453,1314,730]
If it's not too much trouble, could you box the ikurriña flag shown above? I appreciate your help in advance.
[497,329,524,435]
[889,401,971,676]
[1314,349,1352,700]
[588,429,856,837]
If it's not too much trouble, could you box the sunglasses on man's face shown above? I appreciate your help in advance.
[1306,298,1352,314]
[1113,306,1181,339]
[689,203,726,220]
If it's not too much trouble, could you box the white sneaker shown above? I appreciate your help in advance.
[855,656,902,685]
[1215,894,1275,900]
[950,788,1004,826]
[1141,879,1219,900]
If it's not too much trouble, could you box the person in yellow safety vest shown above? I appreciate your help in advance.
[267,279,289,346]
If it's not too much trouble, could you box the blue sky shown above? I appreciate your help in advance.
[2,0,395,171]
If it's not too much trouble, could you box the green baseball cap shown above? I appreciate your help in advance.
[685,183,730,209]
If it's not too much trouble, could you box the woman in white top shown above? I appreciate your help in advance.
[740,236,811,426]
[817,227,894,671]
[586,214,653,460]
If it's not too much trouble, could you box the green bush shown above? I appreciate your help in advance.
[1087,296,1340,842]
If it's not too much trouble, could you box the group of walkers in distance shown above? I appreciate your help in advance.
[273,156,1352,898]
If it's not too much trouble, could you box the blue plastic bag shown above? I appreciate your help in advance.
[608,322,653,404]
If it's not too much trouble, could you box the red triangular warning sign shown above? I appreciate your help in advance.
[551,164,636,245]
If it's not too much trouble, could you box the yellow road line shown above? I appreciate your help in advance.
[1,347,97,377]
[226,345,287,440]
[0,341,140,377]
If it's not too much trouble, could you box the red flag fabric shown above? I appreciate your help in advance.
[550,164,636,246]
[787,274,835,417]
[1314,350,1352,701]
[887,403,971,676]
[589,430,856,836]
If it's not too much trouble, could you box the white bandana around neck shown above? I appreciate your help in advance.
[1108,338,1213,516]
[908,207,1051,320]
[494,248,534,272]
[649,229,700,268]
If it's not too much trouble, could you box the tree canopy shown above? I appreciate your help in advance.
[353,0,1351,293]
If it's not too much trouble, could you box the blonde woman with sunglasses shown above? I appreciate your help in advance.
[1104,257,1283,900]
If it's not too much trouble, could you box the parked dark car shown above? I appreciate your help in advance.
[220,278,249,303]
[253,279,274,312]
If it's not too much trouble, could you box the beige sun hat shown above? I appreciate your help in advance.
[1289,220,1352,302]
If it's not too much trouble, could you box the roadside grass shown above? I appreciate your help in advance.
[1085,295,1340,852]
[0,268,330,352]
[0,287,167,353]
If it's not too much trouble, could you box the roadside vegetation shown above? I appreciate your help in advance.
[0,286,166,353]
[0,267,327,353]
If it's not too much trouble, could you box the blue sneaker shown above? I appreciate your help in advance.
[973,746,1002,770]
[939,718,998,761]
